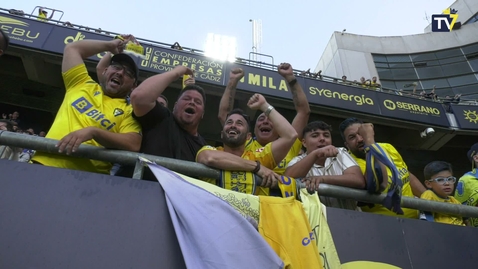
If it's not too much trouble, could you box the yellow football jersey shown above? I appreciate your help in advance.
[245,138,302,175]
[421,190,465,226]
[351,143,418,219]
[197,143,277,195]
[32,64,141,174]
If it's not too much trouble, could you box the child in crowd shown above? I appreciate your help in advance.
[420,161,466,226]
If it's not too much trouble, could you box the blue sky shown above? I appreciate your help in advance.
[9,0,454,71]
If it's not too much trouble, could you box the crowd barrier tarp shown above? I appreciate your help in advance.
[1,160,478,268]
[450,104,478,130]
[0,12,460,129]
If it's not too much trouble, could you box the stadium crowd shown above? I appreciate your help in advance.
[1,25,478,228]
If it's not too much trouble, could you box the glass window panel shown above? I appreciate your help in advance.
[377,68,393,80]
[462,43,478,54]
[426,60,441,66]
[372,54,387,62]
[411,52,437,62]
[388,62,413,68]
[434,87,454,98]
[380,80,396,90]
[395,81,421,90]
[439,56,466,65]
[391,68,418,80]
[416,66,444,79]
[447,74,478,87]
[435,48,463,59]
[442,62,473,76]
[374,62,388,68]
[464,13,478,25]
[469,58,478,71]
[386,55,411,63]
[420,79,450,89]
[452,84,478,95]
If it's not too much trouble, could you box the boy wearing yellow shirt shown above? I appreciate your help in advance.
[421,161,466,226]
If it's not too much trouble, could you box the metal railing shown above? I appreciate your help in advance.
[1,130,478,219]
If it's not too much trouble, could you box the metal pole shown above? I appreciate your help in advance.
[2,131,478,218]
[317,184,478,218]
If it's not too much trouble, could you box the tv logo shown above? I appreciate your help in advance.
[432,8,458,32]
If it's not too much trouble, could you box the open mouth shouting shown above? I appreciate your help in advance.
[226,128,239,137]
[259,126,272,135]
[184,107,196,116]
[109,76,122,88]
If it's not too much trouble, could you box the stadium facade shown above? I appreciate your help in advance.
[315,0,478,100]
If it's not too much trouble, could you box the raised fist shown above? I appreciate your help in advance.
[247,93,268,111]
[277,62,294,80]
[229,68,244,81]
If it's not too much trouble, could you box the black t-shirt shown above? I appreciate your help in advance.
[119,102,205,181]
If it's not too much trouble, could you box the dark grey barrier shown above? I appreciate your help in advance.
[0,160,186,268]
[1,160,478,269]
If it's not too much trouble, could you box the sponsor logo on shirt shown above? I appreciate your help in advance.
[456,181,465,196]
[113,108,124,117]
[71,97,116,130]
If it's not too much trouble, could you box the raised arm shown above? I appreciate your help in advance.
[62,38,127,73]
[277,63,310,139]
[247,94,298,165]
[218,68,244,126]
[359,123,389,191]
[130,66,193,117]
[96,52,112,83]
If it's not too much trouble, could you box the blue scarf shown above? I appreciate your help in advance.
[365,143,404,215]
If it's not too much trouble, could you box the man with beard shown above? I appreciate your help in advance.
[197,94,298,195]
[339,118,426,218]
[32,38,142,174]
[127,65,206,181]
[218,63,310,176]
[285,121,365,210]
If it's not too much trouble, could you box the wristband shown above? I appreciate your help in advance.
[252,161,261,173]
[288,78,297,87]
[264,105,275,117]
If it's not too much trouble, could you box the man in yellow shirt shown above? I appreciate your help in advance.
[339,118,426,218]
[217,63,310,176]
[197,94,298,193]
[32,38,142,174]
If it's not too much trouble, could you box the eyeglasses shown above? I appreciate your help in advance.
[427,176,456,184]
[110,63,135,80]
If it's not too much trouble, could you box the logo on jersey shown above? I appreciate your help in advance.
[94,91,101,96]
[71,97,116,130]
[255,147,265,153]
[113,108,124,117]
[456,181,465,196]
